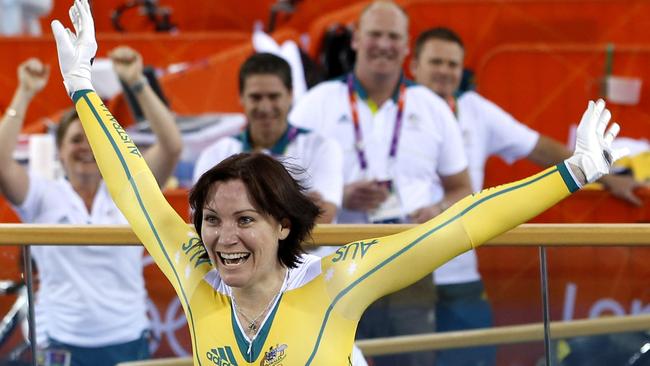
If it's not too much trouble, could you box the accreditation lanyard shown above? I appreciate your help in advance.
[347,74,407,171]
[446,95,459,120]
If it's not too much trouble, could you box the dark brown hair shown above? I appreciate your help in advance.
[189,153,321,268]
[238,53,292,95]
[414,27,465,59]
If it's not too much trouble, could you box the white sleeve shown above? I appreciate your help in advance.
[13,171,45,223]
[307,136,343,207]
[482,97,540,164]
[289,84,329,132]
[435,99,468,177]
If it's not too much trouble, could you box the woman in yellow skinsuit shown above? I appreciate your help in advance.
[50,1,627,365]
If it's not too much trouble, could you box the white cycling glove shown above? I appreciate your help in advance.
[566,99,629,184]
[51,0,97,97]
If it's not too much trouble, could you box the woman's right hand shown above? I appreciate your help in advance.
[51,0,97,97]
[17,58,50,98]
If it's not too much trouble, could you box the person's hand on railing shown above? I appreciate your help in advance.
[566,99,629,185]
[51,0,97,97]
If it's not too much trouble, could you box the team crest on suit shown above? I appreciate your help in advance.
[260,344,288,365]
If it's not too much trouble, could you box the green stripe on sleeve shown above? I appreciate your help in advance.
[72,89,94,104]
[557,162,581,193]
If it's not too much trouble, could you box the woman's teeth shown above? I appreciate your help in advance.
[219,252,251,265]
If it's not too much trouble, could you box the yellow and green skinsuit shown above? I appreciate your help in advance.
[72,90,579,365]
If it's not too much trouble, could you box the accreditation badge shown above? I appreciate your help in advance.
[367,180,403,223]
[37,349,71,366]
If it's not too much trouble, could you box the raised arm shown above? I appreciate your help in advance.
[109,46,183,186]
[0,59,49,205]
[325,99,627,319]
[50,0,210,294]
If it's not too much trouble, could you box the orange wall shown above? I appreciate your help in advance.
[40,0,275,33]
[5,0,650,130]
[304,0,650,66]
[476,45,650,188]
[0,32,251,131]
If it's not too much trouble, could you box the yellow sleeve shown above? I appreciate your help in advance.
[72,90,212,310]
[323,164,579,319]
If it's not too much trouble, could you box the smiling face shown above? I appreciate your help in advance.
[411,38,464,99]
[352,3,410,80]
[200,179,290,289]
[57,119,100,180]
[240,74,292,148]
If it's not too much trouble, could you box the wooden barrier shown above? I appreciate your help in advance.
[2,223,650,246]
[357,312,650,355]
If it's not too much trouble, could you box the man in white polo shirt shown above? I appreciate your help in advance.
[411,26,646,366]
[193,52,343,224]
[290,2,472,365]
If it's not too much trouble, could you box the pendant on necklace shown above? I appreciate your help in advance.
[248,322,257,332]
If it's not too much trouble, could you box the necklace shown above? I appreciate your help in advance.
[232,270,288,335]
[235,296,277,333]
